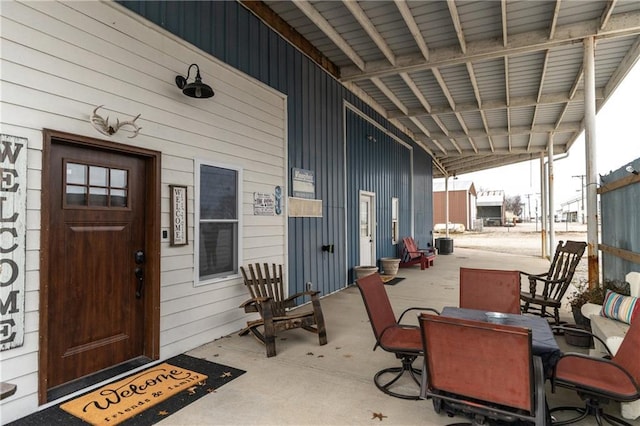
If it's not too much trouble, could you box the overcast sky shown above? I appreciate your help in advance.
[449,59,640,208]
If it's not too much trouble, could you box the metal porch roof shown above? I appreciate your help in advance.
[243,0,640,178]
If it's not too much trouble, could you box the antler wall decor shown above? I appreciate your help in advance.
[90,105,142,138]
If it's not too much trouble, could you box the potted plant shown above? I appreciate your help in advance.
[567,280,606,328]
[567,279,630,328]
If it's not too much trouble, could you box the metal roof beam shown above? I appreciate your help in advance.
[341,11,640,81]
[293,0,366,71]
[602,36,640,99]
[467,60,496,152]
[394,0,430,61]
[444,155,539,176]
[431,67,476,152]
[600,0,618,30]
[447,0,467,54]
[400,72,432,113]
[371,77,408,115]
[554,68,583,129]
[549,0,562,39]
[343,0,396,66]
[505,56,512,152]
[501,0,508,47]
[388,88,604,118]
[528,50,551,151]
[425,122,581,140]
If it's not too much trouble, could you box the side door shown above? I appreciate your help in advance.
[359,191,376,266]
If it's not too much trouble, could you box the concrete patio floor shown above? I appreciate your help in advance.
[159,247,640,425]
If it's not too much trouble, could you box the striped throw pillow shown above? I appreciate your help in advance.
[600,290,639,325]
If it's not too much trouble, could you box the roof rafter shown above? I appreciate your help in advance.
[389,88,604,118]
[343,0,396,66]
[527,50,551,151]
[293,0,366,71]
[549,0,562,39]
[505,56,512,152]
[371,77,408,115]
[501,0,508,47]
[394,0,430,61]
[440,154,539,176]
[600,0,618,30]
[341,11,640,81]
[426,122,582,140]
[447,0,467,54]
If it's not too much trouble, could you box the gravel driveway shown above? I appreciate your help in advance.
[440,221,589,285]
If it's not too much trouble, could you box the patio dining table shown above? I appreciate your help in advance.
[441,306,562,378]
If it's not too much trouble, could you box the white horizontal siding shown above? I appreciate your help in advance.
[0,1,287,422]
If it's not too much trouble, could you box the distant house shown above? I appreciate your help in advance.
[433,180,477,231]
[477,190,506,226]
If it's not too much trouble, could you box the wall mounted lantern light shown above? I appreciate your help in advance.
[175,64,214,99]
[626,165,639,175]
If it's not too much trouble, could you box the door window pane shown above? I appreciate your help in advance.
[89,187,108,206]
[110,189,127,207]
[66,163,87,185]
[360,201,368,237]
[66,185,87,206]
[110,169,127,188]
[64,162,128,208]
[89,166,108,186]
[392,197,399,244]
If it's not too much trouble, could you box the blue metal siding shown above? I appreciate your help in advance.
[600,159,640,280]
[345,109,412,281]
[413,150,435,249]
[120,0,434,295]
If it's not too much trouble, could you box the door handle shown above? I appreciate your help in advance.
[135,267,144,299]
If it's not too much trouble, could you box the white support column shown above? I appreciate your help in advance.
[445,176,450,238]
[584,36,599,287]
[548,134,555,257]
[540,152,547,258]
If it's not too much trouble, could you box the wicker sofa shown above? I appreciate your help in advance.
[580,271,640,420]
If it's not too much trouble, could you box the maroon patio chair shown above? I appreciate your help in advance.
[459,267,521,314]
[550,319,640,425]
[419,313,547,425]
[355,273,439,399]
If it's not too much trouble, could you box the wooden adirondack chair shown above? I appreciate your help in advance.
[399,237,436,270]
[239,263,327,357]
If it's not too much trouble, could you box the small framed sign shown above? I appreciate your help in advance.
[291,167,315,199]
[170,185,188,246]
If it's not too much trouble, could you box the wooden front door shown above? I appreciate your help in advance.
[42,133,159,398]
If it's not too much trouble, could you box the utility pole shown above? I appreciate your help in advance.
[525,193,532,222]
[572,174,585,224]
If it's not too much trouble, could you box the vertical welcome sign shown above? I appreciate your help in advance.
[1,134,26,350]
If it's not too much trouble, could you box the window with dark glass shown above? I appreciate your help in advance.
[197,163,239,282]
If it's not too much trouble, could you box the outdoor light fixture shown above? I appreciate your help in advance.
[175,64,214,99]
[626,165,639,175]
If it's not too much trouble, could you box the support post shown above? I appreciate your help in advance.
[540,152,547,258]
[584,36,599,287]
[445,176,450,238]
[548,134,555,258]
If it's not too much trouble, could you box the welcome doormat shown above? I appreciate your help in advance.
[383,276,405,286]
[9,354,245,426]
